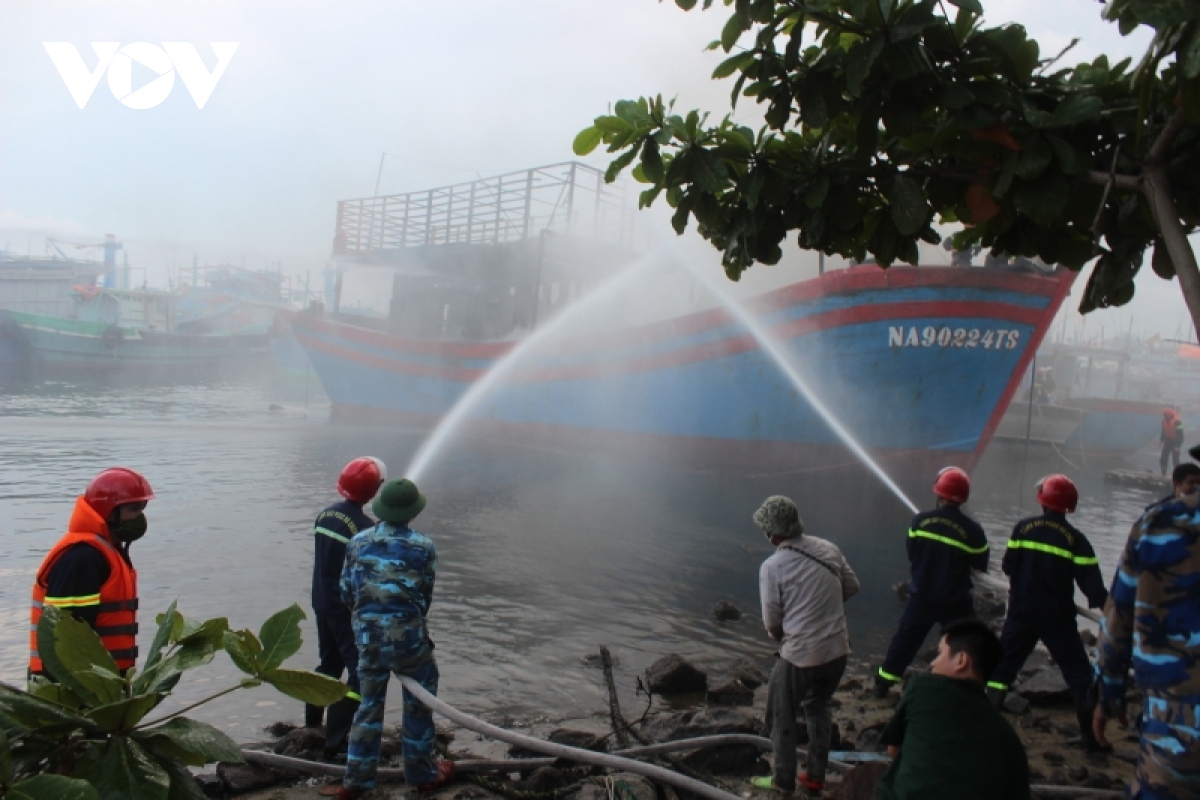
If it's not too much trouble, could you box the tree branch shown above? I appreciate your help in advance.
[1143,165,1200,337]
[1147,108,1188,166]
[1084,171,1142,191]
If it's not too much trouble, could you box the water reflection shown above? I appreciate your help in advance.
[0,378,1161,738]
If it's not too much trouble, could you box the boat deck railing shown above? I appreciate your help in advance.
[334,161,639,254]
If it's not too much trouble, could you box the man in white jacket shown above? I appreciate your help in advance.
[753,495,860,797]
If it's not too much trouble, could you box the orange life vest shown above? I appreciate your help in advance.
[1163,415,1184,440]
[30,497,138,673]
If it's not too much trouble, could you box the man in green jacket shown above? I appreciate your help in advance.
[878,618,1029,800]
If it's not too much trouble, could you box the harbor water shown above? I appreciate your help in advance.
[0,376,1165,739]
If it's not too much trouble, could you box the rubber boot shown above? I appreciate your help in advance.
[986,687,1005,711]
[1074,690,1111,753]
[323,696,360,760]
[305,702,324,729]
[871,676,892,699]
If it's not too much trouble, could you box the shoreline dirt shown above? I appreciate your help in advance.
[202,632,1138,800]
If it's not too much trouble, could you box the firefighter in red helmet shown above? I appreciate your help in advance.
[874,467,990,697]
[1160,408,1184,476]
[30,467,154,676]
[307,457,386,760]
[986,474,1109,751]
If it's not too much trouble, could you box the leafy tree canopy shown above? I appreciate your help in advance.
[574,0,1200,328]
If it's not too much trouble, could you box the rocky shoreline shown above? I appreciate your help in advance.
[200,591,1137,800]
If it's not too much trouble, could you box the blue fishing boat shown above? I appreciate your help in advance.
[289,162,1074,477]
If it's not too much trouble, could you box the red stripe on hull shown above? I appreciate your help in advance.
[295,298,1052,383]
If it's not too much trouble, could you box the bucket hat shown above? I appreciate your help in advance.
[372,478,426,524]
[752,495,804,539]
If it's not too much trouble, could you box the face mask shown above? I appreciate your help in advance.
[113,513,147,543]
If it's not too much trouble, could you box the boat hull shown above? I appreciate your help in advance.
[290,266,1073,473]
[0,311,268,373]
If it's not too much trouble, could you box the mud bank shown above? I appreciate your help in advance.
[198,637,1137,800]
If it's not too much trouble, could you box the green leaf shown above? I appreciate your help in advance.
[676,0,697,9]
[1046,94,1102,128]
[87,694,164,732]
[944,0,982,13]
[605,147,639,183]
[1015,135,1053,180]
[160,757,208,800]
[0,726,10,786]
[641,138,664,183]
[260,668,350,706]
[1046,135,1087,175]
[1152,238,1176,279]
[257,605,306,674]
[0,683,95,735]
[720,12,748,52]
[142,602,181,676]
[712,52,754,80]
[27,676,85,710]
[888,174,932,236]
[52,612,122,707]
[35,608,97,706]
[222,629,263,676]
[593,115,632,135]
[135,718,244,767]
[1014,175,1070,222]
[81,735,171,800]
[7,775,100,800]
[572,126,603,156]
[687,148,728,193]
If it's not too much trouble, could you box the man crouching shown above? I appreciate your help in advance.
[752,496,859,797]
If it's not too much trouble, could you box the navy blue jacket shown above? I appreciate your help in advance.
[906,505,989,607]
[311,500,375,616]
[1002,512,1107,622]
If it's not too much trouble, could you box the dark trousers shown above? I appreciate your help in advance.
[878,597,975,684]
[308,609,361,752]
[988,614,1093,693]
[766,654,847,790]
[1161,441,1182,476]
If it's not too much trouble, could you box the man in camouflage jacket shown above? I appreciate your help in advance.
[336,478,453,797]
[1095,481,1200,799]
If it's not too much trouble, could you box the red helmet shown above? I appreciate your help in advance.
[337,457,386,503]
[1036,473,1078,513]
[84,467,154,519]
[933,466,970,504]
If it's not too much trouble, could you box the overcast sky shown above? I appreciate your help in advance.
[1,0,1191,339]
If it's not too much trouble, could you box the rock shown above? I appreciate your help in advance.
[712,601,741,622]
[892,581,911,604]
[645,654,708,695]
[1049,769,1070,786]
[1031,716,1055,733]
[272,727,326,757]
[194,772,224,798]
[855,724,884,753]
[263,721,298,738]
[682,743,764,775]
[522,767,571,792]
[1043,751,1066,764]
[727,656,769,690]
[616,774,657,800]
[1068,765,1089,782]
[839,678,862,693]
[571,785,608,800]
[1018,667,1071,705]
[510,729,607,759]
[707,676,754,706]
[1003,693,1031,715]
[549,729,607,751]
[216,762,284,794]
[640,708,763,743]
[974,589,1007,619]
[1085,773,1114,789]
[827,762,890,800]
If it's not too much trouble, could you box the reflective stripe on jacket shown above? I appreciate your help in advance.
[30,497,138,672]
[1002,512,1107,620]
[906,505,989,607]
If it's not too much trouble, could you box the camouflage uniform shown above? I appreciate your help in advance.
[1097,495,1200,799]
[339,520,439,790]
